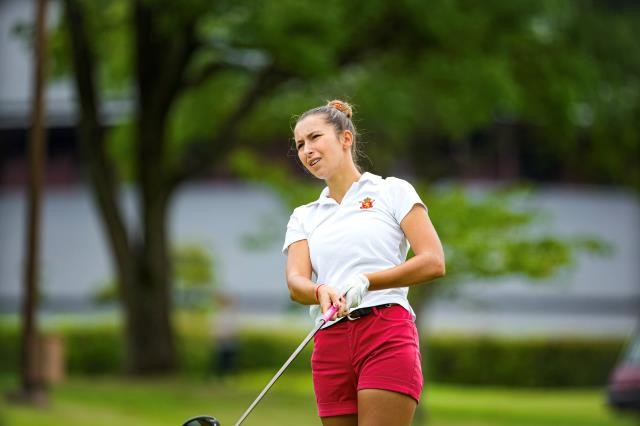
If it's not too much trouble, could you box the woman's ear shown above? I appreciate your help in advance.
[341,130,353,149]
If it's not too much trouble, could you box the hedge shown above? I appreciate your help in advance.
[0,323,624,387]
[423,336,624,387]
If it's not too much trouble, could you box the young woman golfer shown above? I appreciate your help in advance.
[283,100,446,425]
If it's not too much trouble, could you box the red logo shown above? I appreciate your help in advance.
[360,197,374,209]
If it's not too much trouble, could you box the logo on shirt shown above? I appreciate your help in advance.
[359,197,375,209]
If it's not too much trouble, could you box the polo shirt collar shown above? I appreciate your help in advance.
[315,172,381,206]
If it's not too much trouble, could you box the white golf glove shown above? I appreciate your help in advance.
[343,274,369,310]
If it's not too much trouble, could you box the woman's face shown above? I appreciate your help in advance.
[293,114,352,180]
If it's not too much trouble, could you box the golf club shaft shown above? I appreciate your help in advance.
[234,305,337,426]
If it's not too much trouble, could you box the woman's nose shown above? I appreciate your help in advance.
[303,144,313,156]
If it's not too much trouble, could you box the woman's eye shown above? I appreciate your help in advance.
[296,143,304,150]
[312,134,321,139]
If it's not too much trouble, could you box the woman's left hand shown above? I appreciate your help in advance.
[342,274,369,310]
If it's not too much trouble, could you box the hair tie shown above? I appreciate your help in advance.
[327,100,352,119]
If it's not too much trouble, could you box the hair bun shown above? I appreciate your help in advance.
[327,100,353,119]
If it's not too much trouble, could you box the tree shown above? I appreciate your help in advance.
[55,0,635,374]
[350,0,640,188]
[233,1,640,188]
[58,0,407,374]
[17,0,49,405]
[94,243,217,311]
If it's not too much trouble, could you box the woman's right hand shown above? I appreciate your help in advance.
[317,284,346,320]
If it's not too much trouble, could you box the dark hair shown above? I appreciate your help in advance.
[296,100,363,168]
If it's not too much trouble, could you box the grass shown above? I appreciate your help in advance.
[1,372,638,426]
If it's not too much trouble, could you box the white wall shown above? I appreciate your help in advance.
[1,182,638,337]
[0,0,75,127]
[0,0,129,127]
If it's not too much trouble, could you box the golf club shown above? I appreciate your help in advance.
[182,304,339,426]
[182,416,221,426]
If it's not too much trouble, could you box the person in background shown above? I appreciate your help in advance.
[283,99,445,425]
[209,291,239,379]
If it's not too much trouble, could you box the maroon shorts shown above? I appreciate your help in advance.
[311,304,423,418]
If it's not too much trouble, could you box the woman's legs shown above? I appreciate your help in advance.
[320,414,357,426]
[315,306,422,425]
[320,389,416,426]
[357,389,417,426]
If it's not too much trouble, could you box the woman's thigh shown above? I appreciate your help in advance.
[357,389,417,426]
[320,389,417,426]
[321,414,357,426]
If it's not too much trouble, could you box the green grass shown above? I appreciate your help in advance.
[1,372,637,426]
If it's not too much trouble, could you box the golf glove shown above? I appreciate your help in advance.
[343,274,369,310]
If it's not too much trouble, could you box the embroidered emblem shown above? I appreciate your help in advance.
[359,197,375,209]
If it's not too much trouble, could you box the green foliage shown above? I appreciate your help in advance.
[52,0,640,188]
[249,1,639,187]
[0,323,625,387]
[50,0,636,375]
[0,323,124,375]
[62,325,125,374]
[420,185,608,281]
[143,0,214,35]
[405,184,608,312]
[230,148,322,207]
[426,335,623,387]
[92,278,119,304]
[173,243,216,289]
[164,74,256,177]
[0,323,19,376]
[235,331,313,372]
[93,242,217,305]
[106,120,135,181]
[51,0,132,91]
[237,0,349,78]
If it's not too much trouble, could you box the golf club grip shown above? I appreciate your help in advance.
[321,304,338,322]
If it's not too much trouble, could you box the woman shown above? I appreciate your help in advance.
[283,99,445,426]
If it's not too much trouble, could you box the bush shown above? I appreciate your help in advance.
[0,323,19,375]
[0,322,624,387]
[425,336,624,387]
[0,323,125,375]
[62,325,125,374]
[236,331,313,372]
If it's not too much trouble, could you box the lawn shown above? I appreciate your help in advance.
[1,372,637,426]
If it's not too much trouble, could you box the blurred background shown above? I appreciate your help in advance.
[1,0,639,425]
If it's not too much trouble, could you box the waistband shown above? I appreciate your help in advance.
[347,303,396,321]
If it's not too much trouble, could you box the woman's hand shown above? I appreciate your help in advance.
[317,284,346,320]
[343,274,369,310]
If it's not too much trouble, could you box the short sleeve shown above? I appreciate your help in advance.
[386,177,426,223]
[282,207,307,254]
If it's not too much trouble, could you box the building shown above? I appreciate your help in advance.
[1,0,638,338]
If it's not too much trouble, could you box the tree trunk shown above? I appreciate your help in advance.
[16,0,49,405]
[123,185,176,373]
[123,73,176,372]
[64,0,173,375]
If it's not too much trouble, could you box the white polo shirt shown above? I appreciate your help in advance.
[282,172,426,325]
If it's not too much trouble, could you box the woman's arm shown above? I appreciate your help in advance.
[285,240,315,304]
[366,204,445,290]
[286,240,345,316]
